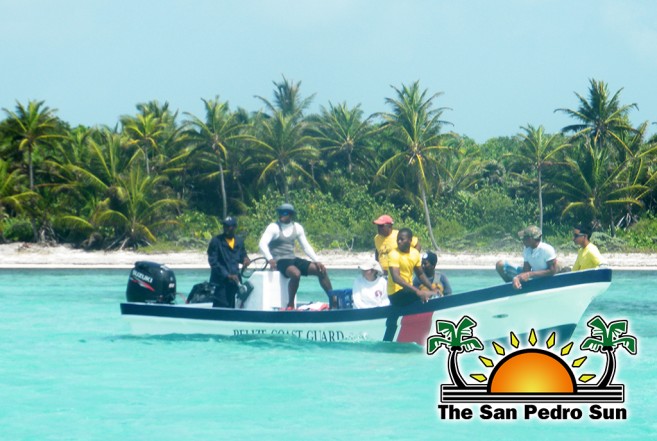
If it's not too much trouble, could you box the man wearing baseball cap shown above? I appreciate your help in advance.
[259,203,332,310]
[413,251,452,296]
[495,225,557,289]
[373,214,420,275]
[207,216,250,308]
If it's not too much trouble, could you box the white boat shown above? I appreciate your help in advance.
[119,261,612,345]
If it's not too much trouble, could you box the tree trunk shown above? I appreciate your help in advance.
[609,207,616,237]
[420,184,439,250]
[448,347,467,388]
[144,144,150,176]
[219,162,227,219]
[28,146,34,191]
[597,346,617,388]
[537,168,543,231]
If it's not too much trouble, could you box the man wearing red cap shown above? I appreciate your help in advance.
[373,214,420,275]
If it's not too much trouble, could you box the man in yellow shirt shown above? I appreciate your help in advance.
[387,228,438,307]
[572,225,603,271]
[373,214,420,275]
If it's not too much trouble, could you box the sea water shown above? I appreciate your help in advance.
[0,268,655,441]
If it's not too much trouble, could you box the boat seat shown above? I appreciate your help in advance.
[327,289,353,309]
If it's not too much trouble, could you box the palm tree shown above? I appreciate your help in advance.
[121,111,168,176]
[505,125,570,230]
[49,128,139,246]
[377,81,452,250]
[0,159,38,217]
[554,140,647,231]
[95,167,183,249]
[183,97,250,218]
[427,316,483,388]
[313,102,378,176]
[580,315,637,388]
[556,78,637,160]
[2,100,64,190]
[437,139,486,197]
[256,75,314,121]
[249,111,318,201]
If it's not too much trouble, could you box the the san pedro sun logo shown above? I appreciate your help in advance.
[427,315,637,421]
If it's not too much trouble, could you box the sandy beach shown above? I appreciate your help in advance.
[0,243,655,270]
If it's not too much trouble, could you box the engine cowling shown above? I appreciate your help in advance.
[126,261,176,303]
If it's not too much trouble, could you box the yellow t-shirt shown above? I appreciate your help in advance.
[573,243,602,271]
[387,247,421,295]
[374,230,418,271]
[225,237,235,249]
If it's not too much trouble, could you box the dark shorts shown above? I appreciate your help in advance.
[388,287,420,307]
[276,257,312,277]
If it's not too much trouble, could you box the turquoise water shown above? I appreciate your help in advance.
[1,268,656,441]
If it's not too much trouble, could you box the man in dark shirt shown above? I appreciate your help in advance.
[207,216,250,308]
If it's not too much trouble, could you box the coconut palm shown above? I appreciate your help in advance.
[2,100,64,190]
[554,140,647,231]
[556,79,637,160]
[249,111,318,201]
[95,167,183,249]
[121,108,174,176]
[612,122,657,228]
[183,97,250,218]
[437,140,486,197]
[505,125,570,230]
[256,75,314,121]
[427,316,483,388]
[377,81,452,250]
[313,102,378,176]
[0,159,38,217]
[580,315,637,388]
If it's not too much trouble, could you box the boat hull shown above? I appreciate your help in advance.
[120,269,612,345]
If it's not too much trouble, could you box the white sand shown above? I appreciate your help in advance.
[0,243,655,270]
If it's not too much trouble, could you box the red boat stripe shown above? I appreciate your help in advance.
[395,312,434,344]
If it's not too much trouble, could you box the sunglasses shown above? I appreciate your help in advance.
[279,211,291,216]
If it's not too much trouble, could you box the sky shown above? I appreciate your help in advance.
[2,0,656,143]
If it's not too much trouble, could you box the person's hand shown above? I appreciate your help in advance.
[431,290,443,298]
[227,274,240,284]
[512,273,528,289]
[418,290,432,303]
[268,259,277,270]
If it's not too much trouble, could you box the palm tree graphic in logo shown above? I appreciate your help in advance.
[580,315,637,388]
[427,316,483,388]
[428,315,637,403]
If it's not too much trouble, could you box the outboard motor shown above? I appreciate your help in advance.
[126,261,177,303]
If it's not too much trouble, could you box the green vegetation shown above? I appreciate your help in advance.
[1,77,657,253]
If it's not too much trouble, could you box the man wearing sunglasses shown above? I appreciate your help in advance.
[572,224,603,271]
[259,203,332,310]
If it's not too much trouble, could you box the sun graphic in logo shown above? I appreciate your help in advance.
[473,330,588,393]
[427,315,636,403]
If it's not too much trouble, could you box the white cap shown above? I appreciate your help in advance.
[358,259,383,276]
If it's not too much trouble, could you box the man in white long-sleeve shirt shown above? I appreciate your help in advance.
[259,203,332,310]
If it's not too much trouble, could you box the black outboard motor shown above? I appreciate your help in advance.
[126,261,177,303]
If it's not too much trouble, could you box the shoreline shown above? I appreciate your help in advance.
[1,243,656,271]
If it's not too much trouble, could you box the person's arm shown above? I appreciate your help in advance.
[258,224,278,266]
[514,259,557,288]
[207,237,229,280]
[413,266,439,298]
[295,223,320,262]
[440,273,453,295]
[239,239,250,273]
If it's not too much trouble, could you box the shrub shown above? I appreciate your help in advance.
[2,218,34,242]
